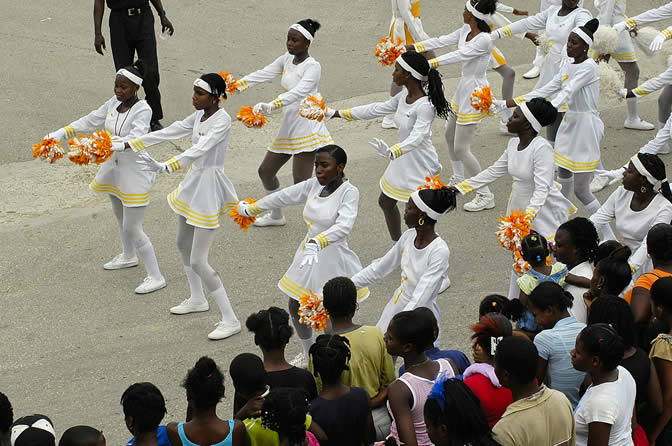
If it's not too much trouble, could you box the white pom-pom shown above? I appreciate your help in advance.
[598,61,625,99]
[592,26,619,56]
[536,32,552,55]
[632,27,661,56]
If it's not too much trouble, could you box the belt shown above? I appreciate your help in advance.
[111,5,148,16]
[126,7,143,16]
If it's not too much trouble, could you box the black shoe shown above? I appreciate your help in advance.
[150,120,163,131]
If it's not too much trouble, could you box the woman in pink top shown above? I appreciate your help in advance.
[385,309,455,446]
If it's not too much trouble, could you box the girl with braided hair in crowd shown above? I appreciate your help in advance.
[131,73,241,340]
[261,388,318,446]
[331,51,451,241]
[308,334,374,446]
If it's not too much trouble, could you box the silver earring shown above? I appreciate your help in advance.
[641,186,647,193]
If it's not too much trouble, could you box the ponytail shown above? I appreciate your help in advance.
[427,68,452,119]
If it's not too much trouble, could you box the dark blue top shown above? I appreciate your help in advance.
[398,348,471,376]
[126,426,172,446]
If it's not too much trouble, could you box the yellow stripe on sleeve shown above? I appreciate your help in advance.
[428,58,440,68]
[64,125,76,138]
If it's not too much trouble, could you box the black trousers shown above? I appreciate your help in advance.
[109,7,163,121]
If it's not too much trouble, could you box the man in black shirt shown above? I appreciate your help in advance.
[93,0,173,130]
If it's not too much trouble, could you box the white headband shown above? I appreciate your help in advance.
[11,419,55,446]
[519,102,542,133]
[397,56,428,81]
[572,27,593,46]
[193,78,213,94]
[117,68,143,86]
[289,24,314,41]
[410,190,445,221]
[631,154,666,187]
[465,0,489,22]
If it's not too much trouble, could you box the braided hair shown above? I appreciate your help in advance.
[648,223,672,265]
[322,276,358,319]
[309,334,351,385]
[261,388,310,446]
[578,323,625,371]
[120,382,167,433]
[246,307,294,351]
[587,296,636,349]
[557,217,600,263]
[520,232,549,267]
[399,52,453,119]
[182,356,225,409]
[637,153,672,203]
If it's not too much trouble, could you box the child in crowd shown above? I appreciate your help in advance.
[121,383,171,446]
[478,294,522,322]
[648,277,672,444]
[0,393,11,446]
[60,427,105,446]
[10,415,56,446]
[583,246,633,307]
[261,388,320,446]
[309,335,374,446]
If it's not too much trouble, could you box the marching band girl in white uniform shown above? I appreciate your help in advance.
[331,51,451,242]
[351,186,456,346]
[237,145,368,359]
[234,19,333,228]
[130,74,241,341]
[44,60,165,295]
[410,0,499,213]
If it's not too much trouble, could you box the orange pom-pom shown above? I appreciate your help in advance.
[496,210,533,252]
[417,175,448,190]
[67,131,113,166]
[236,106,268,128]
[218,70,239,95]
[375,37,406,66]
[298,293,328,331]
[299,94,327,121]
[228,198,258,232]
[470,86,494,114]
[32,137,65,164]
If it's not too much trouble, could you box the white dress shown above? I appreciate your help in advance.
[248,177,369,302]
[62,96,154,207]
[414,25,492,125]
[455,136,576,240]
[128,109,238,229]
[516,58,603,173]
[237,53,333,154]
[339,90,441,202]
[389,0,429,44]
[352,228,449,344]
[595,0,636,62]
[590,186,672,273]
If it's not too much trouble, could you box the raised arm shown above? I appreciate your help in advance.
[248,179,314,214]
[624,2,672,29]
[428,33,491,68]
[236,54,286,91]
[162,115,231,172]
[413,28,462,53]
[633,65,672,98]
[127,112,196,152]
[309,187,359,249]
[61,98,113,138]
[454,149,509,195]
[337,92,401,121]
[493,8,550,39]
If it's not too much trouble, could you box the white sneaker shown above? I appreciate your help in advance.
[253,213,286,227]
[624,118,655,130]
[207,320,242,340]
[170,298,209,315]
[590,174,611,193]
[381,116,398,129]
[289,352,308,369]
[439,276,451,294]
[522,66,540,79]
[463,193,495,212]
[103,254,138,270]
[134,276,167,294]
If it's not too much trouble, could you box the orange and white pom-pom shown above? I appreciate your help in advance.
[298,292,328,331]
[513,250,552,275]
[470,86,494,114]
[228,198,258,232]
[375,37,406,66]
[67,130,113,166]
[32,137,65,164]
[218,70,239,95]
[417,175,448,190]
[236,106,268,128]
[496,209,533,252]
[298,94,327,121]
[536,32,552,55]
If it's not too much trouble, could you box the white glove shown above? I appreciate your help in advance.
[325,108,336,120]
[618,88,628,99]
[613,22,627,33]
[299,242,319,268]
[136,153,167,173]
[111,142,126,152]
[237,201,252,217]
[594,168,625,185]
[490,99,508,114]
[368,138,393,159]
[650,33,667,52]
[253,102,273,115]
[44,129,66,142]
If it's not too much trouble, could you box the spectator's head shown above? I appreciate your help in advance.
[527,282,574,329]
[120,382,166,436]
[587,296,635,349]
[651,276,672,322]
[494,337,538,389]
[572,324,625,374]
[322,277,358,320]
[521,232,549,267]
[183,356,225,410]
[261,388,309,446]
[647,223,672,267]
[415,307,439,344]
[0,393,12,439]
[592,246,632,297]
[58,427,104,446]
[593,240,622,266]
[554,217,599,266]
[229,353,268,415]
[424,377,495,446]
[385,310,435,357]
[471,313,513,364]
[309,334,351,386]
[246,307,293,353]
[10,415,55,446]
[479,294,523,322]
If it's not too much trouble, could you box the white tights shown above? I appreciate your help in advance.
[445,118,491,195]
[176,216,238,323]
[110,196,162,279]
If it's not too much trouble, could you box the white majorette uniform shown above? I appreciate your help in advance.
[590,186,672,273]
[495,6,592,92]
[237,53,333,154]
[594,0,636,62]
[640,113,672,155]
[389,0,429,44]
[61,97,153,207]
[513,58,604,173]
[454,136,577,241]
[127,108,238,228]
[339,89,441,202]
[414,25,492,125]
[352,228,449,345]
[246,177,369,301]
[623,2,672,31]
